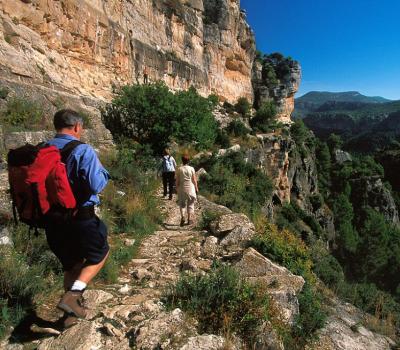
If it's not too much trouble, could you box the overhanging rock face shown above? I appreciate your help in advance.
[0,0,255,104]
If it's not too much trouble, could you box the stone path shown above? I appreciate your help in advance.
[1,191,397,350]
[9,194,231,350]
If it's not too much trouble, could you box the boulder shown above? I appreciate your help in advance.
[220,225,255,248]
[334,149,352,164]
[180,335,226,350]
[83,289,114,319]
[217,144,241,157]
[201,236,220,259]
[254,321,284,350]
[196,168,208,179]
[0,227,12,246]
[197,196,232,216]
[133,309,197,349]
[210,213,254,237]
[38,321,103,350]
[235,248,304,325]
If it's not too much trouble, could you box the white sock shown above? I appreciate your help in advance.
[71,280,87,291]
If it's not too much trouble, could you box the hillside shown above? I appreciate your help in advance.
[301,100,400,140]
[294,91,391,118]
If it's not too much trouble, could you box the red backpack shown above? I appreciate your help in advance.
[7,141,82,231]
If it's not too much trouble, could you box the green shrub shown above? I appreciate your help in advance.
[250,101,277,132]
[252,223,314,281]
[310,194,324,211]
[200,209,222,230]
[275,203,324,240]
[234,97,251,117]
[0,87,9,99]
[198,152,273,216]
[251,223,326,345]
[291,283,326,341]
[312,251,344,288]
[101,82,218,154]
[290,119,315,158]
[226,120,250,137]
[163,264,270,344]
[215,129,231,148]
[222,101,235,114]
[0,97,46,131]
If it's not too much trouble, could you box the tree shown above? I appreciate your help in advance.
[101,82,218,153]
[327,133,343,153]
[333,194,359,256]
[249,101,276,132]
[234,97,251,117]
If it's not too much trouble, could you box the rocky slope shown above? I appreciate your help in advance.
[0,0,255,104]
[1,189,395,349]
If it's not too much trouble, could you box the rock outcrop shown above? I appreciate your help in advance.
[0,0,255,105]
[350,176,400,225]
[252,57,301,124]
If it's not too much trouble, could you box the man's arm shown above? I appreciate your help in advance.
[78,145,110,194]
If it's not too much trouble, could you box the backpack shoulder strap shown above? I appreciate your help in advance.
[60,140,84,163]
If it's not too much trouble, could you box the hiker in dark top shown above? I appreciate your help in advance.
[160,148,177,200]
[46,109,110,328]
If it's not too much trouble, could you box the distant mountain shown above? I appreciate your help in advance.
[294,91,391,118]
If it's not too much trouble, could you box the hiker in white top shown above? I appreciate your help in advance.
[161,148,177,200]
[176,154,198,226]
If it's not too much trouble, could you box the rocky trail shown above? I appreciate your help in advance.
[2,191,398,350]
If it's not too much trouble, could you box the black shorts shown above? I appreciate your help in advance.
[45,215,109,271]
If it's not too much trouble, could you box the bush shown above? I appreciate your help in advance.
[163,264,270,344]
[234,97,251,117]
[101,82,218,154]
[0,87,9,99]
[310,194,324,211]
[222,101,235,114]
[226,120,250,137]
[198,152,273,216]
[312,250,344,288]
[252,223,314,281]
[215,129,231,148]
[291,283,326,341]
[251,223,327,345]
[250,101,277,132]
[200,209,222,230]
[290,119,315,158]
[0,97,46,131]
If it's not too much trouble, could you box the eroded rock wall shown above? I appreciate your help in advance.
[0,0,255,103]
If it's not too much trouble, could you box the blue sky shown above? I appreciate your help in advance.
[240,0,400,100]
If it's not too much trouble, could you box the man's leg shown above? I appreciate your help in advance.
[162,173,168,197]
[168,172,174,199]
[64,262,84,291]
[77,251,109,284]
[58,218,109,318]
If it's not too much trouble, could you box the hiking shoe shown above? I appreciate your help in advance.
[187,220,194,225]
[57,291,87,319]
[180,218,185,227]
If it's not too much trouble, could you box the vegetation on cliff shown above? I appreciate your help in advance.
[285,120,400,336]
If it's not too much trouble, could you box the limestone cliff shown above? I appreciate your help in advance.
[0,0,255,104]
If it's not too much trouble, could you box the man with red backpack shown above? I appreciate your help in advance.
[45,109,110,327]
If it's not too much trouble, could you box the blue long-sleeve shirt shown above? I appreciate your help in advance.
[47,134,110,207]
